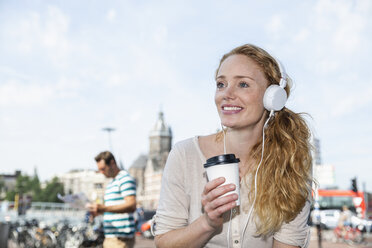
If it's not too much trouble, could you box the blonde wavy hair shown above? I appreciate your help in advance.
[215,44,313,236]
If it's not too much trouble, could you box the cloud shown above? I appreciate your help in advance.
[330,84,372,117]
[313,0,368,53]
[2,5,71,67]
[153,26,168,46]
[42,6,71,66]
[55,77,83,99]
[0,77,82,107]
[265,14,284,39]
[106,73,130,86]
[316,58,341,74]
[280,0,372,117]
[280,0,371,75]
[107,9,117,22]
[129,111,142,123]
[293,28,310,43]
[0,81,54,107]
[0,65,31,80]
[11,12,42,54]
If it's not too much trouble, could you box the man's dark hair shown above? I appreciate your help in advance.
[95,151,116,166]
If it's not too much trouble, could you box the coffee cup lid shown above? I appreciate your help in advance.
[204,154,240,168]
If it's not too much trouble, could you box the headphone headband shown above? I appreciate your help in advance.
[273,57,287,89]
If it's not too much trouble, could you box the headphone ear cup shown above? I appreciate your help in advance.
[263,85,287,111]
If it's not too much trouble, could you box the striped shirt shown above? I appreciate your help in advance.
[103,170,136,238]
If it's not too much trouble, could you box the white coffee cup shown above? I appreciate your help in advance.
[204,154,240,206]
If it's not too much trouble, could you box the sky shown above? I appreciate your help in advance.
[0,0,371,191]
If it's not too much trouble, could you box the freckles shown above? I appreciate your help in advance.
[214,93,221,104]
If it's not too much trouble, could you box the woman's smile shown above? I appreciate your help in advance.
[221,104,243,114]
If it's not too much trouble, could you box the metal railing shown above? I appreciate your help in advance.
[1,201,86,220]
[30,202,82,211]
[4,201,83,211]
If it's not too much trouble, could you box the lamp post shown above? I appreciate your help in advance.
[313,185,322,248]
[102,127,115,151]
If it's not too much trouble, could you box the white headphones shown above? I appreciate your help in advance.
[263,58,288,112]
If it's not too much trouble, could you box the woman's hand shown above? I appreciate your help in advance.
[201,177,238,231]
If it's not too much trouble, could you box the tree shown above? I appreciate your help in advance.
[0,177,5,199]
[5,191,16,202]
[5,174,31,201]
[15,174,31,195]
[29,175,42,201]
[5,173,38,201]
[38,177,64,203]
[5,173,64,203]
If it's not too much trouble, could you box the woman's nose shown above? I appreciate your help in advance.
[223,85,236,100]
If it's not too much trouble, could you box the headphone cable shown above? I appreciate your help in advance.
[241,111,274,243]
[221,123,227,154]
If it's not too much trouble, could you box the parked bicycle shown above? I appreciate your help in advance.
[8,219,35,248]
[7,217,104,248]
[333,225,364,245]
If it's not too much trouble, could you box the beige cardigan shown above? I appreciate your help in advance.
[155,137,310,248]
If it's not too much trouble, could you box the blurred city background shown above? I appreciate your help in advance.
[1,0,371,247]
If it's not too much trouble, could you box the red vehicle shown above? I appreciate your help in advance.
[316,189,368,219]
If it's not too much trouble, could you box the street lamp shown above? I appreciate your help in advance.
[102,127,115,151]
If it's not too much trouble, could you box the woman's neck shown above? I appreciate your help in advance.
[224,129,259,160]
[224,124,264,178]
[223,113,267,162]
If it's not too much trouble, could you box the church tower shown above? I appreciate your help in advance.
[129,111,172,209]
[149,111,172,166]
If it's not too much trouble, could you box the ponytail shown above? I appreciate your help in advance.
[248,108,313,236]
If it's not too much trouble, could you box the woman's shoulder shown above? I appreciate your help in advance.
[164,137,205,174]
[177,133,215,147]
[198,134,220,159]
[198,134,216,146]
[171,135,214,161]
[173,136,198,149]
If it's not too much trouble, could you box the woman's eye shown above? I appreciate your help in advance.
[239,82,249,88]
[216,82,225,88]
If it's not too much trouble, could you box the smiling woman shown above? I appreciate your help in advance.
[153,44,313,248]
[214,54,268,130]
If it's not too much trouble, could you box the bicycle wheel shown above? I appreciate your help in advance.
[41,230,57,248]
[352,230,364,244]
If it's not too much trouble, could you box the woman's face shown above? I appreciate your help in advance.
[215,54,268,130]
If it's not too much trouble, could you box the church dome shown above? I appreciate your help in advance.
[150,111,172,137]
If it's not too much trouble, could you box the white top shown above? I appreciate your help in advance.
[155,137,311,248]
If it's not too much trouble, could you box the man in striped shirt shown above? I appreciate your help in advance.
[87,151,137,248]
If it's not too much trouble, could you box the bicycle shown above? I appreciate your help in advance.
[333,225,364,245]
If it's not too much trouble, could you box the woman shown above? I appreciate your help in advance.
[154,44,313,248]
